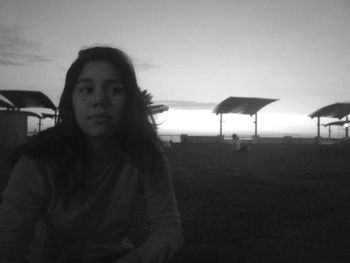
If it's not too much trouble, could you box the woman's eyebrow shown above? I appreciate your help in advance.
[76,78,93,84]
[75,78,122,86]
[104,79,123,85]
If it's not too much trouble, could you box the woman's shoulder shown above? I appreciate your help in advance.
[10,148,61,194]
[2,153,54,210]
[17,154,57,167]
[12,154,57,181]
[13,126,75,161]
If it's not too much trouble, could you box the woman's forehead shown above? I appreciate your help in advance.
[79,60,121,77]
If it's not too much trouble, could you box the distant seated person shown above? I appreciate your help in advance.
[231,134,248,152]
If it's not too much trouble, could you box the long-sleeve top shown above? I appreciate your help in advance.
[0,151,183,263]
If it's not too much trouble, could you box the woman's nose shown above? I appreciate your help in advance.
[93,89,110,108]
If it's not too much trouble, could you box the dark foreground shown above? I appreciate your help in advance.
[167,142,350,263]
[1,142,350,263]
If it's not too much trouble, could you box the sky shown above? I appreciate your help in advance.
[1,0,350,138]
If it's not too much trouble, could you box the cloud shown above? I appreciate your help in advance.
[0,58,24,66]
[132,57,160,72]
[155,100,217,110]
[0,25,52,66]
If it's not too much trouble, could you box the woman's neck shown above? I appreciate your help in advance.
[84,135,121,164]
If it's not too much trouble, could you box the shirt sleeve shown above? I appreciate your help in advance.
[129,153,184,263]
[0,156,48,262]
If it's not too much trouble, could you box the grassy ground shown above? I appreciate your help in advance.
[1,142,350,262]
[167,142,350,263]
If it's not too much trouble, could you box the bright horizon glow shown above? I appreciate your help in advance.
[28,108,348,139]
[156,109,344,138]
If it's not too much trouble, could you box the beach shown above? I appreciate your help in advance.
[1,142,350,262]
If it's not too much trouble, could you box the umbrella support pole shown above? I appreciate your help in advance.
[254,113,258,137]
[38,118,42,132]
[219,113,223,137]
[346,116,349,138]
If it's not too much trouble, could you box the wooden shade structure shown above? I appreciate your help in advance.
[309,103,350,138]
[0,90,58,131]
[0,90,56,110]
[213,96,278,137]
[323,120,350,139]
[0,94,15,108]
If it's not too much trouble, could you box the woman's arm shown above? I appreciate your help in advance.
[125,153,183,263]
[0,156,47,263]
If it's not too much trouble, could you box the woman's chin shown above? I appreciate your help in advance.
[85,129,116,139]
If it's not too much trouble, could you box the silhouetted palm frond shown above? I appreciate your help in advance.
[141,89,153,106]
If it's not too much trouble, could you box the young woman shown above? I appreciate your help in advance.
[0,46,183,263]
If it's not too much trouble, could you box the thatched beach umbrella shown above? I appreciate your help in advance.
[213,96,278,137]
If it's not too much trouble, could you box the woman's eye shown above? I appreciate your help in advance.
[108,85,123,94]
[77,85,93,94]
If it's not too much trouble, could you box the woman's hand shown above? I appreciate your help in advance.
[114,251,141,263]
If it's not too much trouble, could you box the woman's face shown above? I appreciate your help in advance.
[72,59,126,138]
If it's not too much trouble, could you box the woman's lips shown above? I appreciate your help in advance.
[88,113,112,121]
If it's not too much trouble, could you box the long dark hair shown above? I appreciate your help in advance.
[13,46,162,204]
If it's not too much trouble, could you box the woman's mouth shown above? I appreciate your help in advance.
[88,113,112,121]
